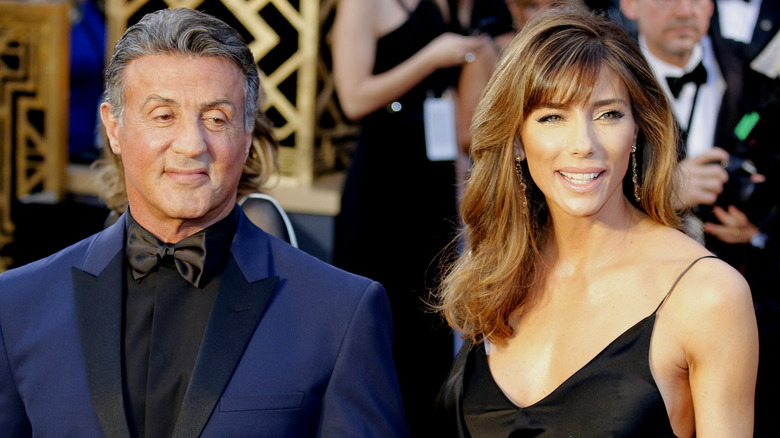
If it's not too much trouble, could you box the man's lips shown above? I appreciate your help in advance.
[165,168,208,183]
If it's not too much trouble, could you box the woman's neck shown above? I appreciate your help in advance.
[541,198,647,274]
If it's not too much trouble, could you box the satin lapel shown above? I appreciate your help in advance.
[72,249,131,438]
[172,254,279,438]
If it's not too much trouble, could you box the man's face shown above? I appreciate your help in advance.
[101,55,251,233]
[621,0,714,67]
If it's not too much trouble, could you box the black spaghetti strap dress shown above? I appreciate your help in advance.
[438,256,716,437]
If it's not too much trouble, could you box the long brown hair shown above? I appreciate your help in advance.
[437,6,681,344]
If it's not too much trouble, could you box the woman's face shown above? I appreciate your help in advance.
[519,68,638,220]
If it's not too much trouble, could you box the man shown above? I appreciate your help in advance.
[0,8,408,437]
[621,0,733,225]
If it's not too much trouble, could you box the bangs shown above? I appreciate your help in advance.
[522,30,608,116]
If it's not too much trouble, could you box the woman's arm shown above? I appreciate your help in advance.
[682,259,758,436]
[455,40,499,154]
[332,0,488,121]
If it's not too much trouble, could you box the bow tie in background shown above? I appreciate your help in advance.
[126,223,207,287]
[666,62,708,98]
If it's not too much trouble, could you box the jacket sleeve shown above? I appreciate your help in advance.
[0,317,32,436]
[315,281,409,438]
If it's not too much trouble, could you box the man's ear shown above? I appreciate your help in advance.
[245,132,253,159]
[619,0,638,21]
[100,102,121,155]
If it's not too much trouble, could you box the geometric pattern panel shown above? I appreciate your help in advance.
[105,0,320,185]
[0,0,71,269]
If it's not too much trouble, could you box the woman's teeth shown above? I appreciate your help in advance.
[559,171,600,185]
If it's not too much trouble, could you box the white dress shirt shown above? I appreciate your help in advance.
[639,35,728,158]
[717,0,763,44]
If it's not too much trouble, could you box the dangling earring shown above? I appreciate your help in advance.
[515,155,528,209]
[631,144,641,203]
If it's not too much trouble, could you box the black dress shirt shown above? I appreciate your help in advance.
[122,208,239,438]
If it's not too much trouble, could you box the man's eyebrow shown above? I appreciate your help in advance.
[139,96,237,112]
[141,94,178,109]
[200,99,236,112]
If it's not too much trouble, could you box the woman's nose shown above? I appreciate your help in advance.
[567,116,596,157]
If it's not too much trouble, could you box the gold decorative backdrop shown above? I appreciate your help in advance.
[0,1,71,270]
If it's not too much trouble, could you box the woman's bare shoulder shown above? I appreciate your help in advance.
[640,224,750,309]
[644,225,710,257]
[655,244,754,350]
[647,230,758,437]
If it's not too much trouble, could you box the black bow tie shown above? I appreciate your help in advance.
[126,223,207,287]
[666,62,708,98]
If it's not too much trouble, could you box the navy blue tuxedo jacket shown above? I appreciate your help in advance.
[0,208,408,437]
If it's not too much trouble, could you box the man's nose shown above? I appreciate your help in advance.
[172,118,208,157]
[673,0,697,16]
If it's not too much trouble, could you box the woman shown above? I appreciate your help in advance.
[436,7,758,437]
[331,0,512,435]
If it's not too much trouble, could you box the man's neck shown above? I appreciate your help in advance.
[638,35,697,69]
[639,35,704,73]
[127,206,232,244]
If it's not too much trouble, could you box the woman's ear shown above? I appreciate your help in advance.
[513,136,525,161]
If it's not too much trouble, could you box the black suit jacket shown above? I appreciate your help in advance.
[0,208,409,437]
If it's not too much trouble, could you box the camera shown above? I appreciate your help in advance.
[716,106,780,226]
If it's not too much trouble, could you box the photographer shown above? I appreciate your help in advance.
[704,93,780,438]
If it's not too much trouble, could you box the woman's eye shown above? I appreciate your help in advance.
[600,111,624,120]
[538,114,562,123]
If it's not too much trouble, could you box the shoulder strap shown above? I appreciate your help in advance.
[654,255,718,314]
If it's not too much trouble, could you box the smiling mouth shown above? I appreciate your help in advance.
[559,171,601,185]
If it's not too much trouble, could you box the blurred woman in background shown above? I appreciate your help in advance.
[331,0,512,435]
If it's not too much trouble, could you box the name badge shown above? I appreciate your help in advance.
[423,92,458,161]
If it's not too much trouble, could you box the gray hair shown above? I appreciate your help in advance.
[103,8,260,131]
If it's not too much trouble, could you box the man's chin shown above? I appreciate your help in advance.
[665,41,699,62]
